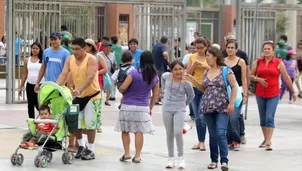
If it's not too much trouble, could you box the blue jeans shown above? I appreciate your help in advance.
[15,55,19,65]
[256,95,279,128]
[189,103,194,117]
[227,103,242,143]
[239,113,245,136]
[191,87,206,142]
[205,112,229,164]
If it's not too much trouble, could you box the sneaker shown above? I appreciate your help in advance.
[221,162,229,171]
[81,149,95,160]
[75,146,86,159]
[240,136,247,144]
[166,157,175,168]
[155,101,163,105]
[109,97,116,101]
[178,157,185,169]
[233,142,240,151]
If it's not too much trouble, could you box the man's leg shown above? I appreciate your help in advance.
[74,110,85,159]
[81,99,101,160]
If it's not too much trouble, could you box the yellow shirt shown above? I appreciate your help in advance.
[188,53,208,85]
[69,54,101,100]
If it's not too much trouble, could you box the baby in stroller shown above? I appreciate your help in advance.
[19,105,58,149]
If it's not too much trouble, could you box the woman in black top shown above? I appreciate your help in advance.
[224,40,248,151]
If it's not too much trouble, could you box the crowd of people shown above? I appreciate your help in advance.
[15,25,301,170]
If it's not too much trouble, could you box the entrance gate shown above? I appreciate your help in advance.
[6,0,186,104]
[132,3,186,59]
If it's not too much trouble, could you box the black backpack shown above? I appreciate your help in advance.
[117,65,132,88]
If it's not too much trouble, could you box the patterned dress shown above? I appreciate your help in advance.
[201,69,229,114]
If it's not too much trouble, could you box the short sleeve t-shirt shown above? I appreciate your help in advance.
[152,43,167,72]
[122,69,159,106]
[275,48,288,60]
[99,51,116,76]
[131,49,143,69]
[222,49,249,65]
[43,47,70,82]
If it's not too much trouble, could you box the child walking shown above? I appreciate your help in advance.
[161,60,195,169]
[280,49,298,103]
[111,51,135,109]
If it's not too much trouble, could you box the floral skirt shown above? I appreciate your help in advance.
[114,104,155,134]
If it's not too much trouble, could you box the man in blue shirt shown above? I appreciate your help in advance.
[128,38,143,69]
[34,32,70,92]
[15,32,24,65]
[152,36,169,105]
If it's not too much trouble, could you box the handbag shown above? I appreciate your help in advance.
[222,66,242,108]
[248,59,260,94]
[102,73,112,90]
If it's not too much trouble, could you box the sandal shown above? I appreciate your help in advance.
[105,101,111,106]
[132,157,141,163]
[119,155,131,162]
[191,145,200,150]
[207,162,218,169]
[200,146,206,151]
[97,128,102,133]
[266,144,273,151]
[259,141,272,148]
[19,142,29,149]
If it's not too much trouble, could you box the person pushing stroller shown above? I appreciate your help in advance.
[19,105,58,149]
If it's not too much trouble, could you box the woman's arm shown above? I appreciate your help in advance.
[184,82,195,106]
[150,82,160,113]
[119,74,133,94]
[249,59,258,80]
[239,59,248,98]
[186,57,195,75]
[227,73,238,105]
[19,58,29,96]
[184,74,205,92]
[98,55,108,75]
[279,62,295,93]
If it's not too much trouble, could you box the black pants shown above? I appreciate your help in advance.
[26,82,39,118]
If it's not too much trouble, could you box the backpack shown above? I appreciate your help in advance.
[117,65,132,88]
[222,66,243,108]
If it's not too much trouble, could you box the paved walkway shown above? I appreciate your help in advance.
[0,90,302,171]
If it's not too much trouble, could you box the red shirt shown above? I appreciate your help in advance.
[98,64,104,89]
[36,123,54,134]
[256,57,281,98]
[97,42,104,52]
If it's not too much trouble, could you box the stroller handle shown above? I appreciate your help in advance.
[27,119,58,124]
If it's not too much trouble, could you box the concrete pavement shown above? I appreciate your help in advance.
[0,88,302,170]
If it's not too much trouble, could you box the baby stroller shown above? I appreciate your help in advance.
[10,82,79,168]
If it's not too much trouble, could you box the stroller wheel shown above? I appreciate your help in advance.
[10,153,17,165]
[61,153,68,164]
[39,155,48,168]
[16,153,24,166]
[66,152,74,164]
[34,155,40,167]
[46,152,53,162]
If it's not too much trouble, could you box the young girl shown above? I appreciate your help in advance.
[280,49,298,103]
[161,60,195,169]
[18,42,44,119]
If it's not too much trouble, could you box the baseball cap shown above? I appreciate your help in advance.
[104,42,112,47]
[50,32,62,39]
[288,49,297,55]
[278,40,287,46]
[62,34,71,41]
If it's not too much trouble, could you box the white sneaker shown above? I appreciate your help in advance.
[178,157,185,169]
[166,157,175,168]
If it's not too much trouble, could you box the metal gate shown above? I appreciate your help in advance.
[132,3,186,59]
[6,0,61,103]
[239,4,277,64]
[61,3,106,40]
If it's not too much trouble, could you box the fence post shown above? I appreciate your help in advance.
[6,0,13,104]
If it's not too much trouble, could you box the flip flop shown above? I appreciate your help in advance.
[200,147,206,151]
[132,157,141,163]
[266,144,273,151]
[119,155,131,162]
[191,145,200,150]
[19,142,29,149]
[207,162,218,169]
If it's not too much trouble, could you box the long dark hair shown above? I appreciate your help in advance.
[30,42,43,63]
[139,51,157,84]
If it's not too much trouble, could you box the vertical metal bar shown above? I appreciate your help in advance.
[236,0,241,45]
[6,0,13,104]
[132,4,135,39]
[245,1,259,120]
[181,1,187,59]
